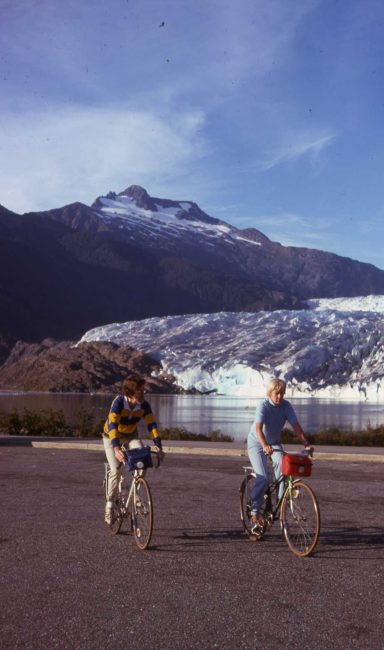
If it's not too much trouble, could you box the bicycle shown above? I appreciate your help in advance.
[239,448,320,557]
[104,445,160,550]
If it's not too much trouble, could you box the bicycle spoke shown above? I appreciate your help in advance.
[281,481,320,557]
[131,477,153,550]
[240,472,278,539]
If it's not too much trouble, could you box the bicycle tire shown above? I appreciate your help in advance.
[281,481,320,557]
[239,474,255,535]
[131,477,153,550]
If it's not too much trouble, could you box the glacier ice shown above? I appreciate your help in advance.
[78,296,384,400]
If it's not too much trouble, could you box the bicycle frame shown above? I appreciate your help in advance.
[241,465,301,525]
[125,464,140,500]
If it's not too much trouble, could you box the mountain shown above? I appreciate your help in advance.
[78,296,384,401]
[0,339,181,393]
[2,184,384,347]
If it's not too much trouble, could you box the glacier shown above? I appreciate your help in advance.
[78,296,384,401]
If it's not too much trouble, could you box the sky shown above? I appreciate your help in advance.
[1,0,384,269]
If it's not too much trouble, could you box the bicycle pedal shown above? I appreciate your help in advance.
[250,526,263,537]
[249,531,262,541]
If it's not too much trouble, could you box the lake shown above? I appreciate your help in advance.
[1,392,384,441]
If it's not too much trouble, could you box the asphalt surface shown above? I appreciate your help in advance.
[1,445,384,650]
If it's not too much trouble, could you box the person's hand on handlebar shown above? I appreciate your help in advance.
[262,444,273,456]
[301,434,313,455]
[153,437,164,462]
[114,446,126,464]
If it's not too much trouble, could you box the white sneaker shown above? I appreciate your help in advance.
[105,501,115,524]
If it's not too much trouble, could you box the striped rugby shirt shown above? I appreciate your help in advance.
[103,394,161,448]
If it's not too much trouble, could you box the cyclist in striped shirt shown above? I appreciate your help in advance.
[103,374,164,524]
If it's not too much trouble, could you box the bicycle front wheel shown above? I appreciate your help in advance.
[281,481,320,557]
[131,477,153,550]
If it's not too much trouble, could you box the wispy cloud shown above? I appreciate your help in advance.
[0,107,208,212]
[238,210,331,249]
[257,131,336,171]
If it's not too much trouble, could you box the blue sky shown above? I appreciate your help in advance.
[1,0,384,269]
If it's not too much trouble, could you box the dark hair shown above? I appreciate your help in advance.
[122,374,145,397]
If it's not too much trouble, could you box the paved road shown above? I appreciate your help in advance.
[1,446,384,649]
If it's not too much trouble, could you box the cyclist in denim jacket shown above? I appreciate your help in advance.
[247,378,309,533]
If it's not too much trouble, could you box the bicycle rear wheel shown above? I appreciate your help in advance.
[239,474,255,535]
[131,477,153,550]
[281,481,320,557]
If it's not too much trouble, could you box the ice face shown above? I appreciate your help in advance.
[78,297,384,400]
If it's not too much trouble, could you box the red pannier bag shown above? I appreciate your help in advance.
[281,453,312,477]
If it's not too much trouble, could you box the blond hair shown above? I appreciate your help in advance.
[267,378,286,397]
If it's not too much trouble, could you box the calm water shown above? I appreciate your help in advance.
[1,392,384,441]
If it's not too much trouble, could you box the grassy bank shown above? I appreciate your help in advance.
[0,408,233,443]
[1,408,384,445]
[281,425,384,447]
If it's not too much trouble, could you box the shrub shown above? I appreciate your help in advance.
[0,410,34,435]
[281,425,384,447]
[73,408,103,438]
[313,426,384,447]
[0,408,71,437]
[1,408,384,445]
[159,426,233,442]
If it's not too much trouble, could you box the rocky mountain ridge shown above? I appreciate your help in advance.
[0,339,182,393]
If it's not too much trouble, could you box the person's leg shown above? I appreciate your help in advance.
[271,447,285,499]
[247,444,269,520]
[103,436,123,503]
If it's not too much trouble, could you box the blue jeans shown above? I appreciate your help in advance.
[247,442,284,515]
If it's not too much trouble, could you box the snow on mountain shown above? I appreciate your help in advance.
[92,190,264,248]
[78,296,384,400]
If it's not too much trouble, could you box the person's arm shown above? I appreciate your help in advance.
[256,422,273,455]
[143,402,164,457]
[285,401,311,449]
[292,422,311,448]
[106,396,125,463]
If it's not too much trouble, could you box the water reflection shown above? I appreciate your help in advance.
[1,393,384,441]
